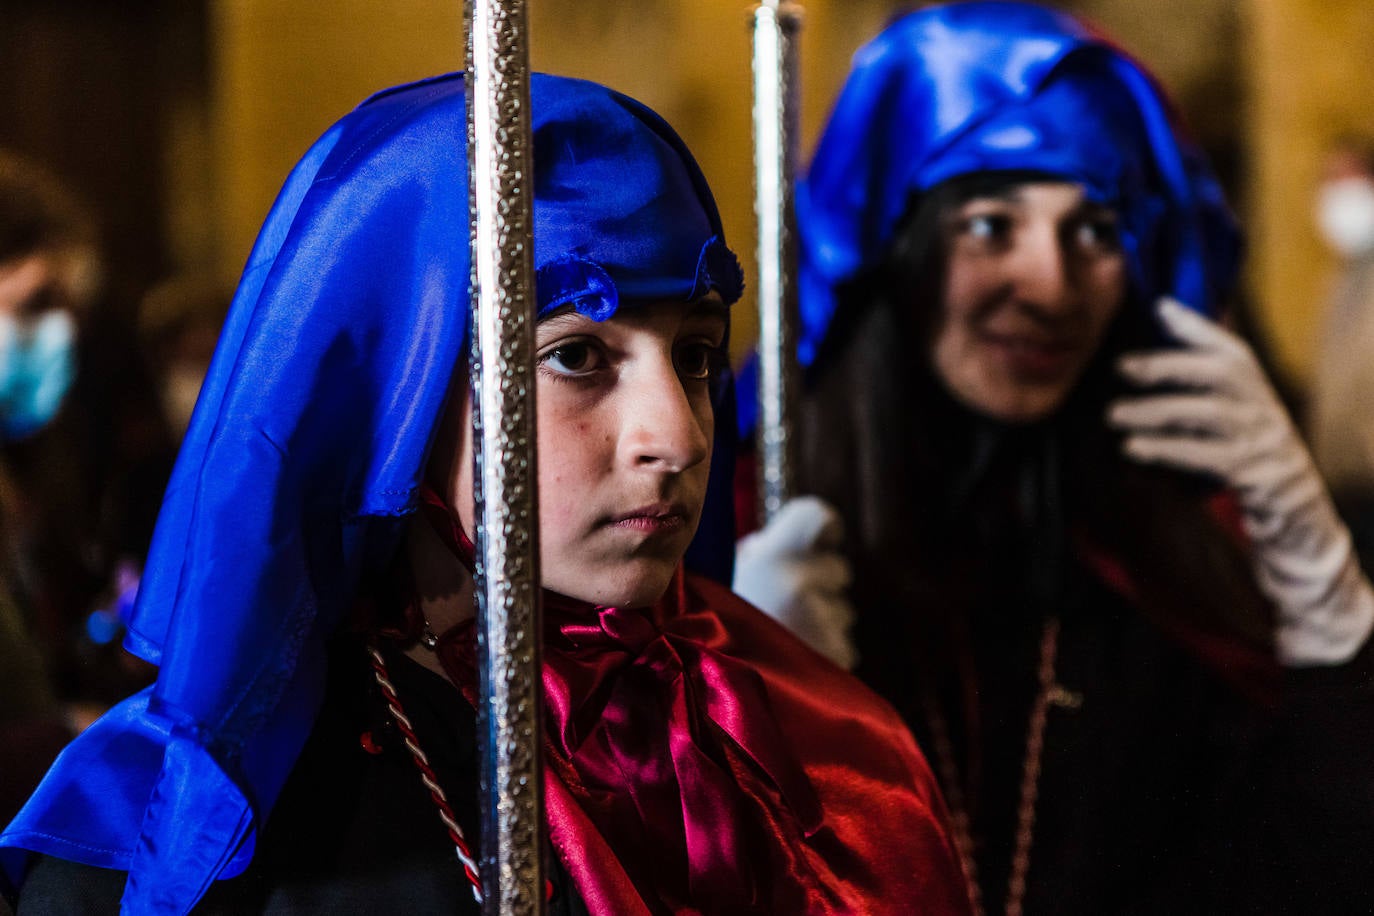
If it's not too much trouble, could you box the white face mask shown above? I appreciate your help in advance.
[1316,176,1374,259]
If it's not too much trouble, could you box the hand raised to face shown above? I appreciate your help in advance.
[1109,298,1374,666]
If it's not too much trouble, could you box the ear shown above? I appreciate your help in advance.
[425,360,476,536]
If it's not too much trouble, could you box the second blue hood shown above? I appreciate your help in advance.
[796,0,1241,366]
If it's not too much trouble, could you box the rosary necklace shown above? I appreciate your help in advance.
[924,616,1078,916]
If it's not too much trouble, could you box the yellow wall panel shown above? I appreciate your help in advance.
[209,0,899,359]
[1247,0,1374,384]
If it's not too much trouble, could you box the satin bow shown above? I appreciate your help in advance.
[422,490,824,913]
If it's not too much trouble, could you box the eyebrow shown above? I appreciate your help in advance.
[536,299,730,329]
[686,299,730,325]
[535,306,588,331]
[1073,200,1119,217]
[955,190,1118,220]
[959,187,1026,206]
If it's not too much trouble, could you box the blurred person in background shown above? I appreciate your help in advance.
[1309,136,1374,573]
[137,274,229,443]
[735,3,1374,912]
[0,150,92,822]
[0,150,166,781]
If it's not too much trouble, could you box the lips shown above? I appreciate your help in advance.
[607,503,691,534]
[979,331,1079,380]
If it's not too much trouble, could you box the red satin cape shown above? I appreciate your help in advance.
[423,494,971,915]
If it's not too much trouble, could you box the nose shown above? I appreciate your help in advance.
[620,357,710,474]
[1008,221,1080,318]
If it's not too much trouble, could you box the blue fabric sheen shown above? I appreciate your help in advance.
[795,0,1241,367]
[1,72,742,914]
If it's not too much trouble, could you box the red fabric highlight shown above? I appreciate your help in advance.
[1077,530,1280,710]
[419,483,973,915]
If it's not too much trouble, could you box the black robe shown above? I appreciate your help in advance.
[15,640,588,915]
[846,426,1374,915]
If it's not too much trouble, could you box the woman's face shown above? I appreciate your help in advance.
[930,182,1128,423]
[440,297,726,609]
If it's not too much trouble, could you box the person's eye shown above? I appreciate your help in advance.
[539,339,605,378]
[17,285,56,319]
[675,341,722,381]
[955,211,1013,245]
[1072,215,1122,252]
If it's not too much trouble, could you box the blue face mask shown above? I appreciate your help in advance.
[0,310,75,439]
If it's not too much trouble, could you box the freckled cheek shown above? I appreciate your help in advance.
[536,414,606,531]
[537,493,582,552]
[535,444,598,552]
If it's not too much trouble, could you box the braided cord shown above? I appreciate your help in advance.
[367,642,484,903]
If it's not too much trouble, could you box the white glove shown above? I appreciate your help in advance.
[733,496,858,670]
[1108,297,1374,666]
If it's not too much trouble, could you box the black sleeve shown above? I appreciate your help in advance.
[1239,637,1374,911]
[1282,637,1374,900]
[17,854,125,915]
[14,642,589,916]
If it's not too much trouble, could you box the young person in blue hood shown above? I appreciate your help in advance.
[739,2,1374,912]
[0,74,974,915]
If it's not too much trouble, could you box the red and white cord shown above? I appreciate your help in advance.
[367,642,484,903]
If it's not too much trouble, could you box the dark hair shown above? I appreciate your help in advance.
[798,174,1274,707]
[0,151,94,266]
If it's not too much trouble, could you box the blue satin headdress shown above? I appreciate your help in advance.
[0,73,742,913]
[796,0,1241,366]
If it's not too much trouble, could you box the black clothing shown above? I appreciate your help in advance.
[861,437,1374,914]
[802,315,1374,912]
[17,641,588,915]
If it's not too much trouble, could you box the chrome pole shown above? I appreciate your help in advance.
[465,0,546,911]
[753,0,804,521]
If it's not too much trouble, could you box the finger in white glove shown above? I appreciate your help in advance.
[1107,297,1374,666]
[733,495,859,670]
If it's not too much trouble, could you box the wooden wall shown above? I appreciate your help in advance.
[6,2,1374,384]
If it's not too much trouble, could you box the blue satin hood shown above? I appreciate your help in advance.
[796,0,1241,366]
[1,72,742,913]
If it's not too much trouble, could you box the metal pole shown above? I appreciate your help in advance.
[752,0,804,522]
[465,0,546,912]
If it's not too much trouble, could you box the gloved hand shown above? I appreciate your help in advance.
[1108,297,1374,666]
[733,496,858,670]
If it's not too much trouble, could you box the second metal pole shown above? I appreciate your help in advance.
[753,0,804,522]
